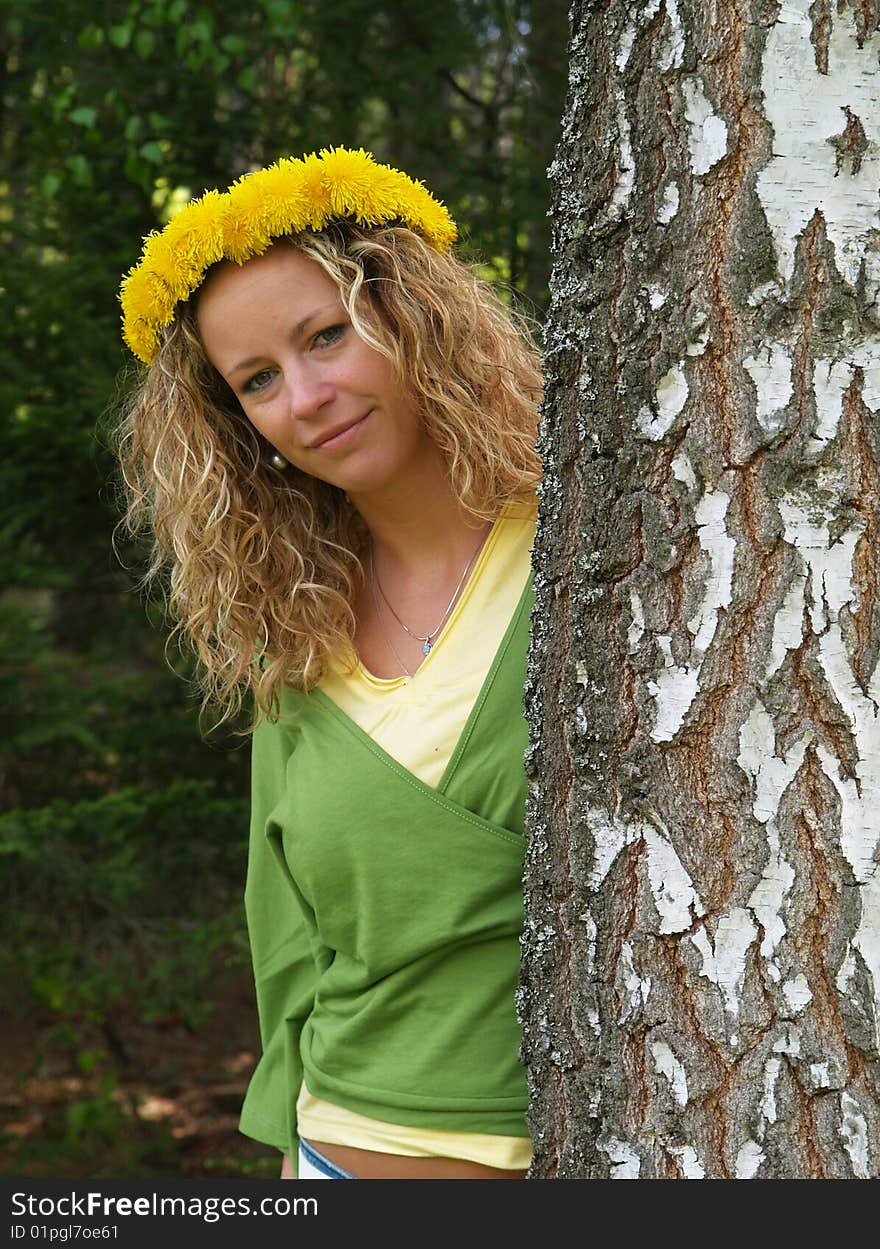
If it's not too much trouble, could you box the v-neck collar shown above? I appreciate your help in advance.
[348,508,511,688]
[307,572,533,799]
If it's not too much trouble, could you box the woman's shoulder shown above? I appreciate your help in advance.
[252,683,318,740]
[491,495,538,561]
[498,492,538,523]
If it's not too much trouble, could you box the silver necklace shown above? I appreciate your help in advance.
[369,526,490,676]
[368,567,416,677]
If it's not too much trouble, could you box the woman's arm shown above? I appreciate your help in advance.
[281,1153,294,1179]
[239,710,321,1173]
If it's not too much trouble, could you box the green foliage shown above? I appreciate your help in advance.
[64,1072,126,1148]
[1,589,248,1031]
[0,599,249,808]
[1,780,248,1024]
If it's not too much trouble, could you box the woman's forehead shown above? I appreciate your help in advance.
[199,244,338,307]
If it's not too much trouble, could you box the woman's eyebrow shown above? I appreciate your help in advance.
[229,303,343,376]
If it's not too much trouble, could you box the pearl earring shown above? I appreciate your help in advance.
[268,452,288,471]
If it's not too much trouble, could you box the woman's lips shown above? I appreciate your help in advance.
[313,411,371,452]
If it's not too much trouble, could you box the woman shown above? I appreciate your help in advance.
[118,148,542,1179]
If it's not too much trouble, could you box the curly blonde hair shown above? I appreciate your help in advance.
[117,222,542,725]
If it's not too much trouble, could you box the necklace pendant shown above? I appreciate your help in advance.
[422,640,432,655]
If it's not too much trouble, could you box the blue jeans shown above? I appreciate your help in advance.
[299,1139,356,1179]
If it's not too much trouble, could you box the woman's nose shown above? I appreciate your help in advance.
[286,363,334,420]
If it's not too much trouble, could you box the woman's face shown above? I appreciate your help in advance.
[197,244,440,502]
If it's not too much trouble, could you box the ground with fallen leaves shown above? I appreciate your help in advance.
[1,963,279,1180]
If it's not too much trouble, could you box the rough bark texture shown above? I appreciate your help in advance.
[521,0,880,1178]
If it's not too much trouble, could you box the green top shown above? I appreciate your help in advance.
[238,576,534,1161]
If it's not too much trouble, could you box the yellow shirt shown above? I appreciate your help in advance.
[298,501,536,1169]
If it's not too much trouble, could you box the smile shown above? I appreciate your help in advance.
[312,412,372,452]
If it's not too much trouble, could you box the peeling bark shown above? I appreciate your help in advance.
[522,0,880,1178]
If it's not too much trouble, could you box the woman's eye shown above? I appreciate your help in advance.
[314,324,346,349]
[244,369,276,394]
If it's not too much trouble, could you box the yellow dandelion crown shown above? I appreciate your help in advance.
[119,146,458,364]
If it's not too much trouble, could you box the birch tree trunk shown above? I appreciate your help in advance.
[522,0,880,1179]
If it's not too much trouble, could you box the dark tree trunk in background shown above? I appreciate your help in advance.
[522,0,880,1178]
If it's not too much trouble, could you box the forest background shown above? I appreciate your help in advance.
[0,0,568,1178]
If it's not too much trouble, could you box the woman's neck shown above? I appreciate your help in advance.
[350,466,490,578]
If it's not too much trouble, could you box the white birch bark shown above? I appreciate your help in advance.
[522,0,880,1178]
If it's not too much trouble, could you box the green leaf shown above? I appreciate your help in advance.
[220,34,247,55]
[138,141,165,166]
[69,106,98,128]
[77,24,105,49]
[108,24,132,49]
[77,1048,104,1075]
[190,14,214,43]
[134,29,157,59]
[65,154,92,186]
[40,172,62,199]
